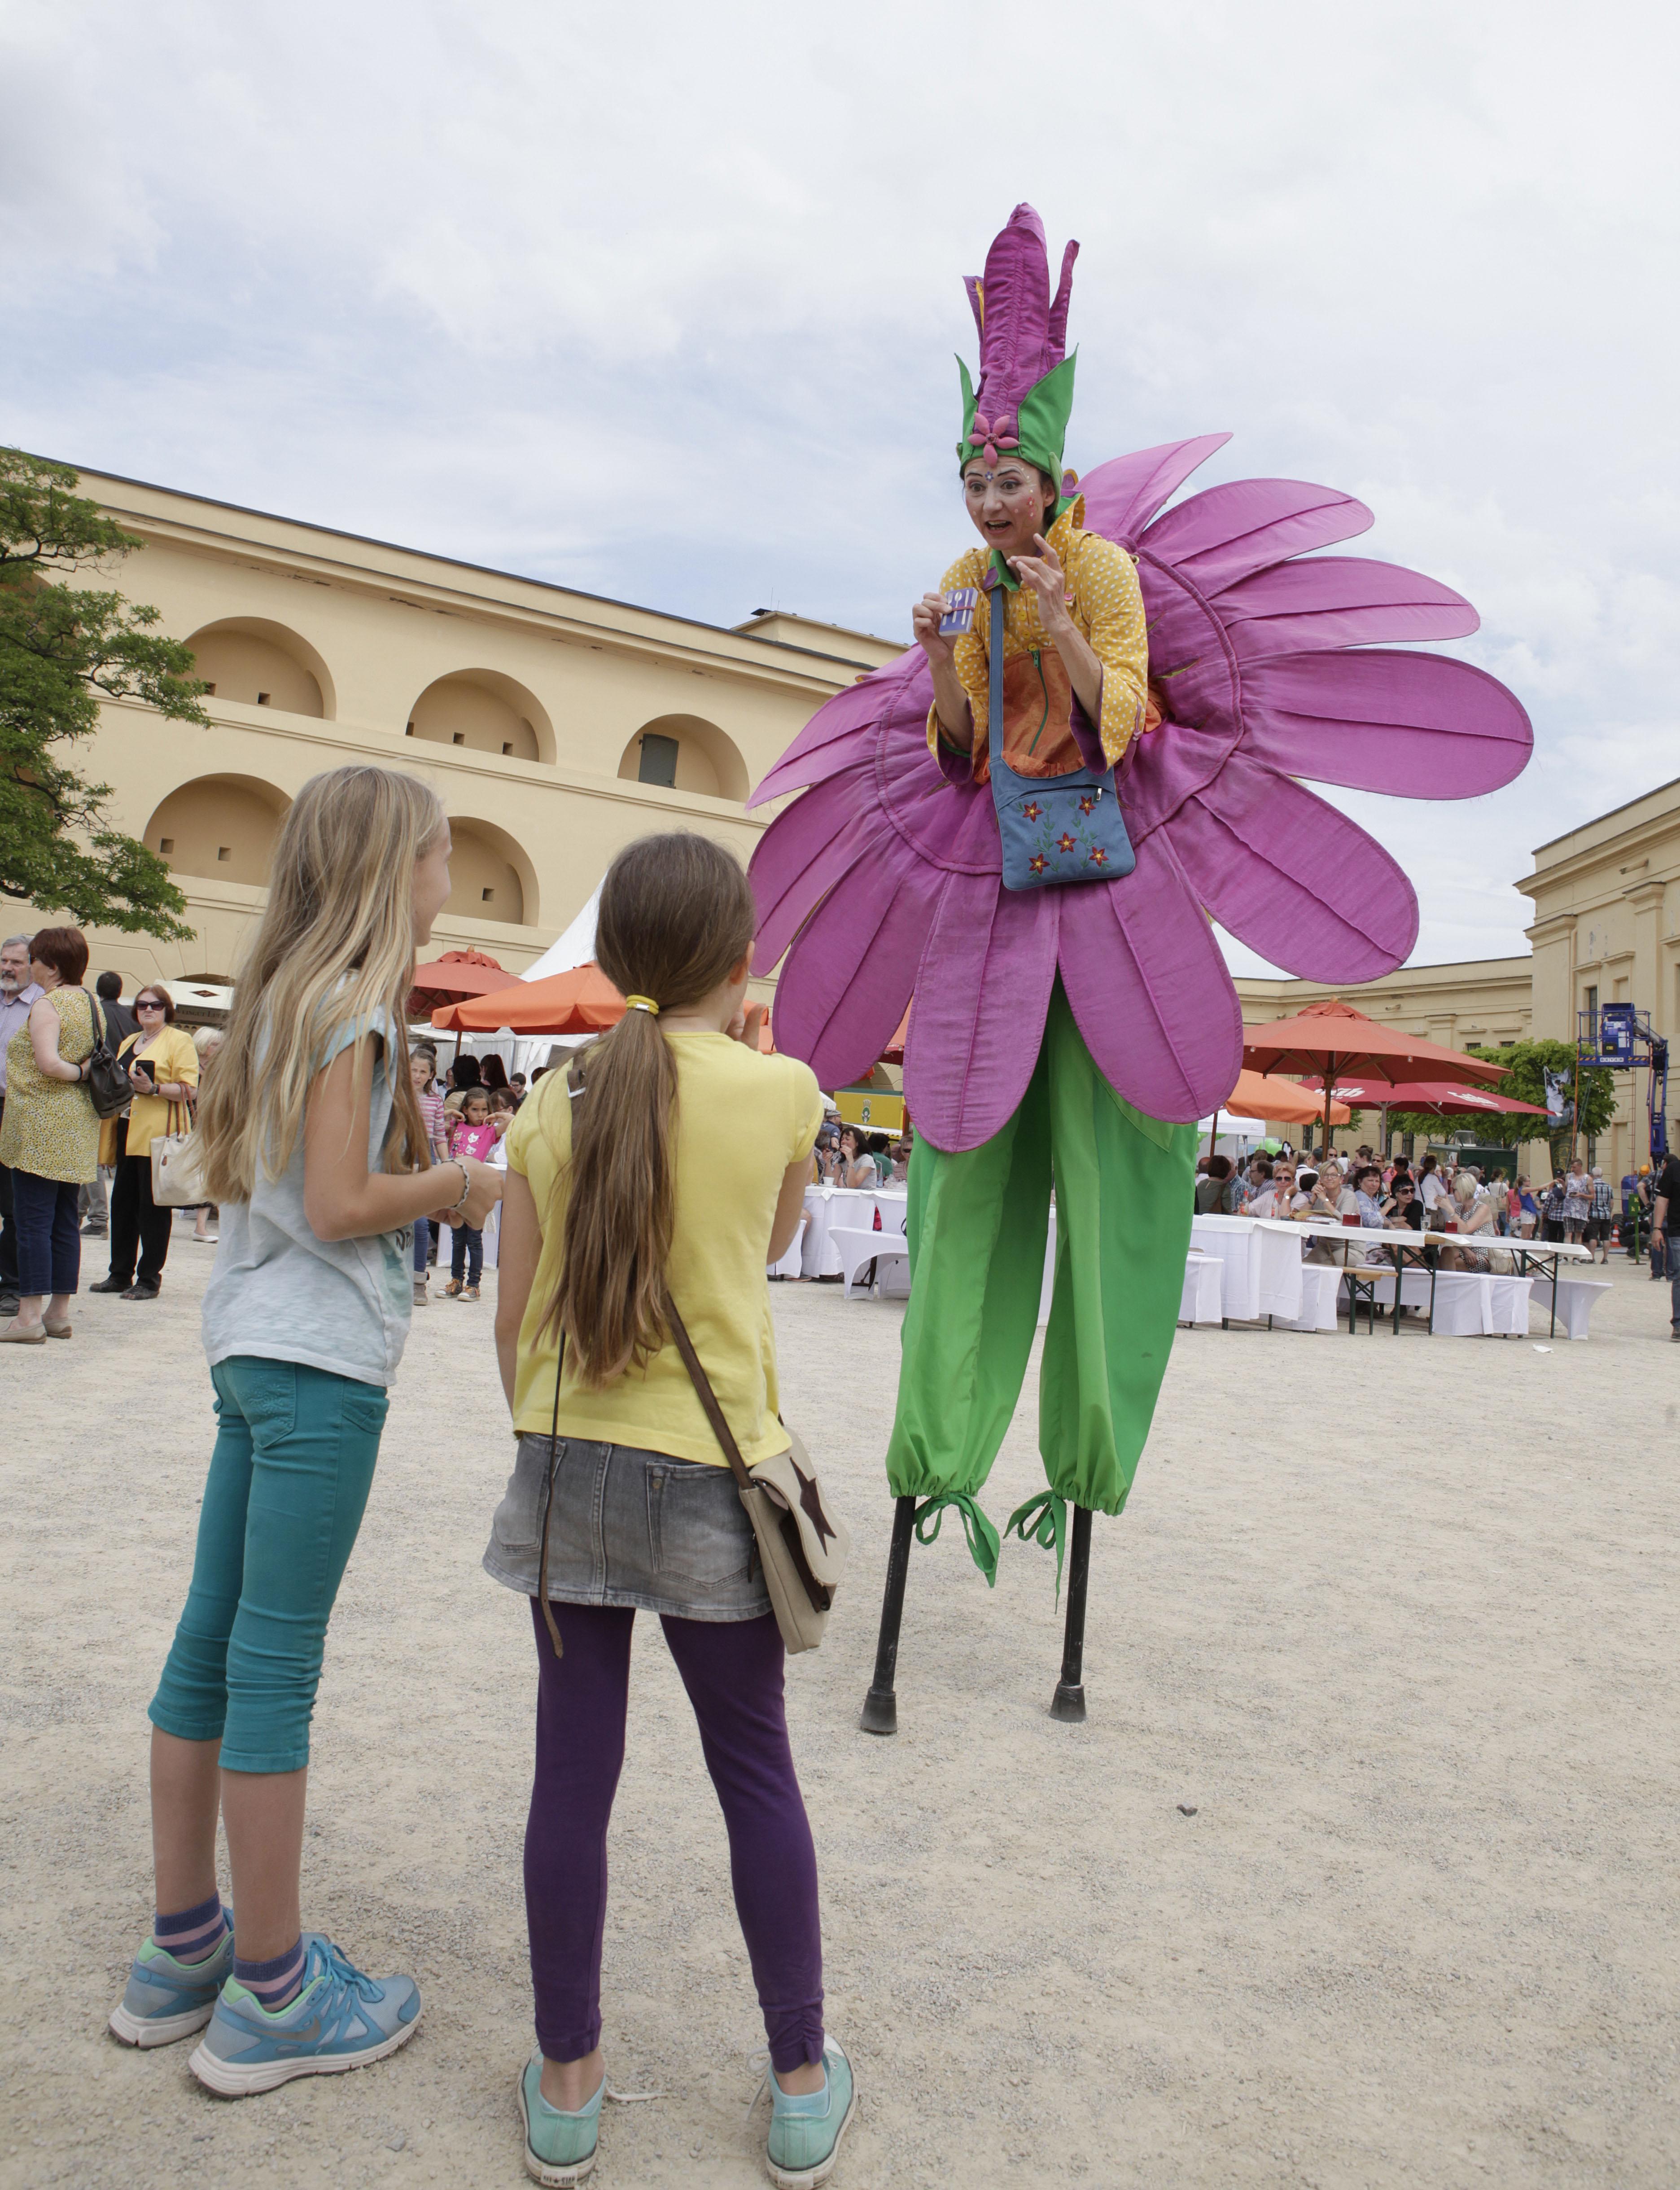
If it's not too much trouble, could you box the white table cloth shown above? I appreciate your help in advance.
[1180,1251,1225,1326]
[801,1186,881,1277]
[1189,1214,1306,1324]
[1526,1275,1610,1340]
[1282,1263,1342,1332]
[769,1214,806,1279]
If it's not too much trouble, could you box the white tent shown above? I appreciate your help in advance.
[520,885,600,982]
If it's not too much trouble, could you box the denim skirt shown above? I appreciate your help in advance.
[482,1436,771,1622]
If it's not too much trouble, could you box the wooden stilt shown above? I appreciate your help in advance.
[1048,1505,1093,1722]
[858,1495,917,1735]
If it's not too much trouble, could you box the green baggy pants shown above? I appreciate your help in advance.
[884,984,1197,1583]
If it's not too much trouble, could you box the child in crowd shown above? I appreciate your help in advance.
[487,831,851,2187]
[109,764,500,2093]
[410,1043,450,1307]
[443,1087,498,1299]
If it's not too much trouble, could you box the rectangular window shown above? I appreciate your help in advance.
[256,692,271,705]
[452,732,465,746]
[203,683,216,697]
[217,847,231,862]
[502,741,513,754]
[637,732,680,788]
[405,722,416,736]
[159,837,174,854]
[481,887,494,903]
[1584,984,1598,1024]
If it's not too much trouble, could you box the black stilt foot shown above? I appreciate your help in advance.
[859,1495,916,1735]
[1049,1505,1093,1722]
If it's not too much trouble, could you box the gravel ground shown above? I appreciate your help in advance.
[3,1228,1678,2190]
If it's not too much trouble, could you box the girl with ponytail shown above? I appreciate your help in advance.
[487,831,854,2187]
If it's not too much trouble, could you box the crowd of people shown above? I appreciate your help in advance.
[1193,1143,1671,1276]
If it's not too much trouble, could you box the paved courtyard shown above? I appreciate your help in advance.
[3,1235,1678,2188]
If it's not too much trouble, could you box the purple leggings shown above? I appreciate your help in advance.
[525,1599,824,2073]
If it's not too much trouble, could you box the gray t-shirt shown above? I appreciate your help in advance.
[201,1009,412,1388]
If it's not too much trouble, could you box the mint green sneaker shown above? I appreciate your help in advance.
[520,2053,604,2186]
[761,2041,855,2189]
[108,1925,235,2048]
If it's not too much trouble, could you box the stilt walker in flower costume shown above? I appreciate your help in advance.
[746,205,1531,1728]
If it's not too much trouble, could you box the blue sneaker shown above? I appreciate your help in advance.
[187,1933,420,2096]
[761,2041,855,2189]
[519,2053,604,2186]
[108,1923,235,2048]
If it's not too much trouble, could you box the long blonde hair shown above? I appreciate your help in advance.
[546,832,756,1388]
[199,766,444,1203]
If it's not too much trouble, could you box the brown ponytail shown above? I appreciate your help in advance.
[546,832,757,1387]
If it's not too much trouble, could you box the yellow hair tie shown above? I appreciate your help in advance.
[624,994,661,1016]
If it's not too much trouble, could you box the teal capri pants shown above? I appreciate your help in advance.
[149,1357,388,1774]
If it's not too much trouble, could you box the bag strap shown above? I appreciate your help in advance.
[987,581,1004,766]
[661,1290,753,1496]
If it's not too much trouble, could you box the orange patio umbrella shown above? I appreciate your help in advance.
[1243,999,1505,1158]
[431,961,626,1036]
[407,950,510,1017]
[1224,1069,1351,1129]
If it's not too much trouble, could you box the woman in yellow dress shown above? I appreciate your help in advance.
[92,982,199,1302]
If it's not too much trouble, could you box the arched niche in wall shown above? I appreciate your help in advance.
[185,619,333,719]
[444,817,538,928]
[144,775,292,887]
[407,670,555,762]
[615,714,750,803]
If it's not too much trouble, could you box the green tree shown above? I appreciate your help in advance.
[1,447,206,938]
[1387,1039,1618,1169]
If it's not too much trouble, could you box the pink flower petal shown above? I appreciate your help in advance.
[1056,832,1244,1124]
[1166,750,1418,981]
[748,768,891,974]
[1215,557,1479,659]
[1139,478,1374,591]
[1238,649,1533,798]
[903,875,1059,1152]
[748,653,923,808]
[1076,435,1230,547]
[772,836,944,1092]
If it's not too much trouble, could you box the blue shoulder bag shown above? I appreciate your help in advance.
[985,586,1136,891]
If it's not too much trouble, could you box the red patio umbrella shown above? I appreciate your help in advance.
[1303,1077,1546,1118]
[407,950,510,1018]
[1243,999,1506,1158]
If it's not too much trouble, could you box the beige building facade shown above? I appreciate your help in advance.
[18,469,900,1000]
[10,467,1677,1180]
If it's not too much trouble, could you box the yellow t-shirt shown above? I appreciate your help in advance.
[118,1026,200,1155]
[508,1033,825,1465]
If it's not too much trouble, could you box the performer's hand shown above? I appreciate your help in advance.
[1011,534,1072,629]
[912,592,956,668]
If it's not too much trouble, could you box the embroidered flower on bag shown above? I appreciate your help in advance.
[1022,801,1042,821]
[1029,853,1049,875]
[1057,832,1077,853]
[1078,793,1097,814]
[1089,845,1110,866]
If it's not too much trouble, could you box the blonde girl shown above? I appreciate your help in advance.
[487,832,853,2188]
[109,766,501,2095]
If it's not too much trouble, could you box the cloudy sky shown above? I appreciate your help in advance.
[4,0,1675,974]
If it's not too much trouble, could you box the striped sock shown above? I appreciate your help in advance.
[153,1892,228,1965]
[233,1938,307,2013]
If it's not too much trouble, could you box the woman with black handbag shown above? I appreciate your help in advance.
[487,831,853,2189]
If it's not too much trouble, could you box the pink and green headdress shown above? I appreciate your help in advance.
[957,202,1079,497]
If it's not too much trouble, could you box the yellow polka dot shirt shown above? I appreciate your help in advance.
[928,500,1151,767]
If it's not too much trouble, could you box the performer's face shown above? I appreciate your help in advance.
[962,459,1053,561]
